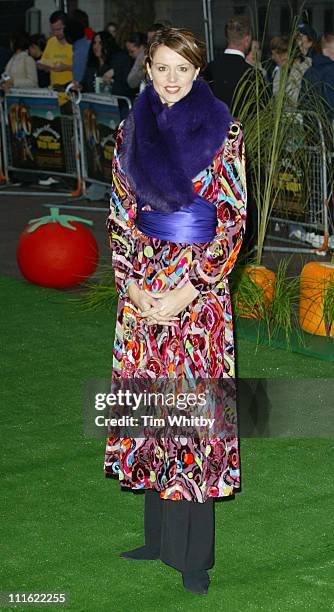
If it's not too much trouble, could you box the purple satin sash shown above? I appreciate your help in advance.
[136,195,217,244]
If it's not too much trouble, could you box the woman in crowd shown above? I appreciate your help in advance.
[105,21,118,39]
[104,27,246,595]
[2,32,38,90]
[125,31,147,90]
[80,30,132,102]
[270,35,311,106]
[80,31,114,92]
[296,23,321,60]
[28,34,50,87]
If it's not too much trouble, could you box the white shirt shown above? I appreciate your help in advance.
[224,49,246,59]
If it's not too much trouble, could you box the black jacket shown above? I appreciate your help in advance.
[299,53,334,120]
[208,52,268,117]
[81,51,134,99]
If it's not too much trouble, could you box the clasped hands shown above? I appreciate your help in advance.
[127,281,199,326]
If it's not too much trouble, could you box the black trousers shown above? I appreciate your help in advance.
[144,489,215,572]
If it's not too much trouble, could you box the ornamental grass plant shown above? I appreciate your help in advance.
[232,20,313,265]
[323,280,334,338]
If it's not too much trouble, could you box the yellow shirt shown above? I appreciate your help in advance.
[41,36,73,86]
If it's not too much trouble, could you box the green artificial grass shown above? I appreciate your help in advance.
[1,275,334,611]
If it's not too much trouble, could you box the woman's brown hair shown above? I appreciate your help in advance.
[145,27,207,72]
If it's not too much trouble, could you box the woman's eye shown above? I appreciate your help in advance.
[179,67,188,72]
[158,66,166,71]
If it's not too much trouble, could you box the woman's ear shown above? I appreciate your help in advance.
[146,62,152,80]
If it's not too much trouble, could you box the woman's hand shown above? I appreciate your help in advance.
[103,69,114,84]
[140,281,199,320]
[127,281,179,326]
[0,78,13,91]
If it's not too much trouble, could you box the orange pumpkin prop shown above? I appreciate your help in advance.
[235,265,276,319]
[299,262,334,336]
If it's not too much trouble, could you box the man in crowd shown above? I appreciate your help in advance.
[209,15,268,257]
[208,15,259,115]
[38,11,73,90]
[64,19,90,84]
[71,9,95,41]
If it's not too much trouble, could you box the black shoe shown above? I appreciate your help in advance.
[120,546,160,560]
[182,570,210,595]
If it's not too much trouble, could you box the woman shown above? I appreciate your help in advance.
[296,23,321,60]
[104,28,247,595]
[80,30,132,102]
[125,32,147,90]
[105,21,118,39]
[80,31,114,92]
[28,34,50,88]
[2,32,38,90]
[270,35,311,107]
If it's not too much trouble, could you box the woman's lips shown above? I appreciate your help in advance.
[165,86,181,94]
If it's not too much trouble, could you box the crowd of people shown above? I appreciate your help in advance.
[0,9,171,112]
[0,11,333,122]
[207,16,334,120]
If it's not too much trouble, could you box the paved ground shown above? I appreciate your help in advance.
[0,186,331,283]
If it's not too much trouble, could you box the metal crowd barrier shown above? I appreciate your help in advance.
[0,88,82,197]
[74,91,132,196]
[41,89,132,213]
[266,109,331,254]
[0,87,132,203]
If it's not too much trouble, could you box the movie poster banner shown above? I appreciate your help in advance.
[5,89,65,173]
[79,94,124,184]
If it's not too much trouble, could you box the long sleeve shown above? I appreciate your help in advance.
[107,121,138,297]
[6,53,38,88]
[72,38,91,83]
[188,122,247,294]
[16,55,38,87]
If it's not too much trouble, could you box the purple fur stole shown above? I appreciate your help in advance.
[121,78,233,212]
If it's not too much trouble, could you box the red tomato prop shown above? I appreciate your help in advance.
[17,207,99,288]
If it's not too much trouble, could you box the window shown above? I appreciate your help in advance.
[280,7,290,35]
[300,8,313,26]
[257,6,267,38]
[324,9,334,34]
[234,6,246,15]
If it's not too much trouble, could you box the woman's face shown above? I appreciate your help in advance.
[126,42,141,59]
[147,44,199,107]
[28,43,42,59]
[107,25,116,38]
[297,33,312,55]
[93,35,102,58]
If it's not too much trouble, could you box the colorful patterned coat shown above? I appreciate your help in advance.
[104,119,247,503]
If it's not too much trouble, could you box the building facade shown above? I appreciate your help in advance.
[0,0,333,51]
